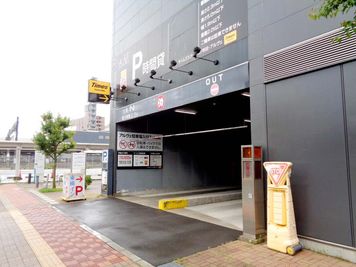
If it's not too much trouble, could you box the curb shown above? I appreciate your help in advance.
[29,189,154,266]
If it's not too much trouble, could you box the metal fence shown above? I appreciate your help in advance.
[0,150,103,170]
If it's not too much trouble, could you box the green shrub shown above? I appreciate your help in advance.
[85,175,92,189]
[39,188,63,193]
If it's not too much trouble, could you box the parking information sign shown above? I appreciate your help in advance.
[117,132,163,152]
[102,150,108,164]
[88,79,111,104]
[62,174,85,201]
[72,152,86,174]
[117,132,163,169]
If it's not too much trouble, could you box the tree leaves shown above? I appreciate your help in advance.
[33,112,76,188]
[34,113,76,157]
[310,0,356,42]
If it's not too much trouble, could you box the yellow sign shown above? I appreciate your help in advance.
[264,162,302,255]
[88,80,110,95]
[120,69,128,87]
[224,30,237,45]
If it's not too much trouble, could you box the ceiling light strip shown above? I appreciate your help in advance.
[155,125,248,138]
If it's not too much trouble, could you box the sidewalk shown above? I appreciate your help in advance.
[0,184,355,267]
[175,238,355,267]
[0,184,147,267]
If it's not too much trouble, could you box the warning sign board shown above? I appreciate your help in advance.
[117,132,163,152]
[264,162,289,186]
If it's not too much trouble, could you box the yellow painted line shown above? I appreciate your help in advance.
[0,196,65,267]
[158,198,188,210]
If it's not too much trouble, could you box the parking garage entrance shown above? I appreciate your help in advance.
[116,89,251,193]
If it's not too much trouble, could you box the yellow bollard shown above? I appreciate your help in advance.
[263,162,302,255]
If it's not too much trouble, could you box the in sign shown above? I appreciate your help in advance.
[157,95,165,110]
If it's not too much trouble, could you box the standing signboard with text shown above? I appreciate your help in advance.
[71,152,86,174]
[34,151,45,186]
[62,152,86,201]
[101,150,108,193]
[62,174,86,201]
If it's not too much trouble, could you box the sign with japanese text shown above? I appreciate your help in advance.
[62,174,85,201]
[88,79,111,104]
[72,152,86,174]
[117,63,248,122]
[117,132,163,152]
[117,151,163,169]
[117,152,133,167]
[133,153,150,167]
[117,131,163,169]
[198,0,243,54]
[150,153,163,168]
[112,0,247,92]
[34,151,45,175]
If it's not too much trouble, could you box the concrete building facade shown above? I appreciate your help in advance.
[109,0,356,260]
[71,104,106,131]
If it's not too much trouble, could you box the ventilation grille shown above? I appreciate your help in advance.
[264,29,356,83]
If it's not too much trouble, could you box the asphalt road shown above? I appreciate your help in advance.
[56,198,241,266]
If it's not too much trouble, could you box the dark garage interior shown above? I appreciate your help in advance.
[117,90,251,191]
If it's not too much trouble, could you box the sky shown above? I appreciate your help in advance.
[0,0,113,140]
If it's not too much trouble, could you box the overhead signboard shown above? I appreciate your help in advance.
[116,62,248,122]
[88,79,111,104]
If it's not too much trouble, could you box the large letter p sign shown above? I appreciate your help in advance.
[132,51,143,80]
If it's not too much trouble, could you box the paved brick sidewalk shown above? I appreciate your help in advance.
[0,184,140,267]
[175,239,355,267]
[0,201,41,267]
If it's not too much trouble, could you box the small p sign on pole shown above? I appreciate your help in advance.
[102,150,108,164]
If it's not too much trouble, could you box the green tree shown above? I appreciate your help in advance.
[33,112,76,189]
[310,0,356,41]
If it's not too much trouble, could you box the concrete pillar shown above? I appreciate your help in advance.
[15,146,21,177]
[239,146,266,244]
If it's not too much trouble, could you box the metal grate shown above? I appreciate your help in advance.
[264,28,356,83]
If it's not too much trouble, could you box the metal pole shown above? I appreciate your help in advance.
[15,117,19,141]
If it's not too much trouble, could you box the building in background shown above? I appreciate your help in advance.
[0,131,109,179]
[71,103,105,131]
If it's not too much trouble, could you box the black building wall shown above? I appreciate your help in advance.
[249,0,356,246]
[111,0,250,192]
[111,0,356,248]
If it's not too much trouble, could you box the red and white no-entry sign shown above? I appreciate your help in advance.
[157,95,165,110]
[210,83,219,96]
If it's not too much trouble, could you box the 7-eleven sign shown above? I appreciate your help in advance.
[263,162,292,186]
